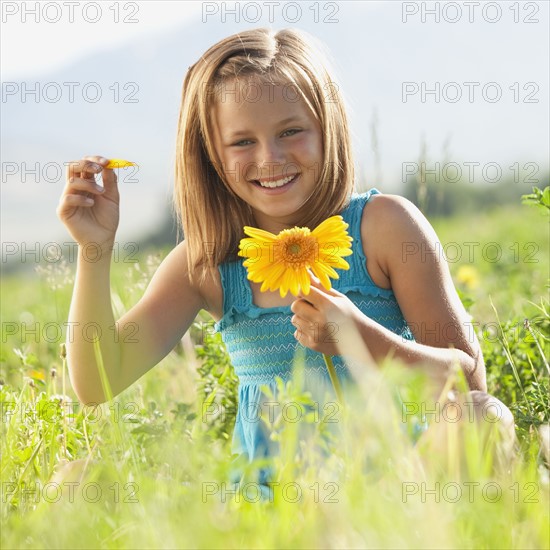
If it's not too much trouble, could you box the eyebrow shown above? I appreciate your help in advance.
[226,116,305,140]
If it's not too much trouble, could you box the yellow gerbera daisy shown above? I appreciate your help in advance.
[238,215,353,297]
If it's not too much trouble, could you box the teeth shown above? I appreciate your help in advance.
[257,174,295,188]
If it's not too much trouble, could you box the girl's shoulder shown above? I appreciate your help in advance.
[355,190,433,286]
[353,188,427,232]
[344,188,418,220]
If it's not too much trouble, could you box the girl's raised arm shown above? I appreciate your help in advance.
[57,155,205,405]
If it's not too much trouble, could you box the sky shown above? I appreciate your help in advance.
[1,0,548,257]
[1,1,204,79]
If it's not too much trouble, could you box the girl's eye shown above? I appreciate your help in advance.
[233,140,252,147]
[232,129,301,147]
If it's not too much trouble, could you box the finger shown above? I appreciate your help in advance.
[290,313,306,328]
[291,296,316,315]
[66,160,82,182]
[297,283,334,306]
[308,272,341,294]
[293,326,315,349]
[83,155,109,168]
[85,156,121,199]
[101,165,120,200]
[56,193,95,218]
[65,174,106,196]
[66,158,103,185]
[82,155,108,180]
[293,327,306,344]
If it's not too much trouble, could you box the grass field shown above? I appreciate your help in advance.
[1,198,548,549]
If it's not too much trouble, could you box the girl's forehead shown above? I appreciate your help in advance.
[218,77,295,99]
[212,78,308,114]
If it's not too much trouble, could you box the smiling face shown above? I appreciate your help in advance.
[210,78,324,233]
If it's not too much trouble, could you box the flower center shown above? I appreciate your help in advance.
[277,228,317,269]
[288,243,301,256]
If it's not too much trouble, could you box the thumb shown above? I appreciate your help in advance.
[101,166,120,200]
[301,270,339,298]
[308,270,344,297]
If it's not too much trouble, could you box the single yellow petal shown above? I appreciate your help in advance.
[106,158,135,169]
[243,226,277,241]
[319,242,352,256]
[245,261,273,274]
[319,254,350,270]
[238,237,259,249]
[310,264,332,291]
[289,274,299,297]
[300,269,311,295]
[311,215,348,236]
[239,240,263,259]
[312,226,349,240]
[312,258,337,274]
[280,270,294,297]
[243,258,262,269]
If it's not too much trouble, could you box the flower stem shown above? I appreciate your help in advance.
[323,354,344,403]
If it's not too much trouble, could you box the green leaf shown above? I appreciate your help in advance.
[542,186,550,207]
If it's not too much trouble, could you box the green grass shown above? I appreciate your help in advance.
[431,203,549,320]
[1,203,548,549]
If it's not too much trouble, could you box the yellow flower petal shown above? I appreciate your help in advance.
[279,270,291,297]
[299,269,311,295]
[310,264,332,291]
[319,254,350,270]
[243,226,277,242]
[255,263,286,286]
[314,261,339,279]
[289,274,299,297]
[106,158,136,169]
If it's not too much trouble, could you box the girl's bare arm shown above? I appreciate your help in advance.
[57,156,205,405]
[66,240,204,405]
[290,194,486,393]
[360,194,487,391]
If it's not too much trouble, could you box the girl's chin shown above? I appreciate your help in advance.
[252,203,309,228]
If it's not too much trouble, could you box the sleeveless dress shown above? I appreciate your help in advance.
[214,188,421,485]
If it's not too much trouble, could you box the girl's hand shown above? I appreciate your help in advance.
[56,155,120,250]
[290,275,364,355]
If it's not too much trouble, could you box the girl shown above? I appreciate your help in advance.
[57,28,514,487]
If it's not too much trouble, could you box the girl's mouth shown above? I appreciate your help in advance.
[251,173,300,192]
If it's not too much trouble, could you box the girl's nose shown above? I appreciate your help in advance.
[257,139,285,169]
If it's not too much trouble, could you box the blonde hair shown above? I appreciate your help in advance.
[174,27,355,284]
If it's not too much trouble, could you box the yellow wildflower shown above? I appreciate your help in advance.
[238,215,353,297]
[456,265,480,289]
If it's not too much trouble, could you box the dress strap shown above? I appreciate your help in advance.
[218,260,249,316]
[335,188,383,289]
